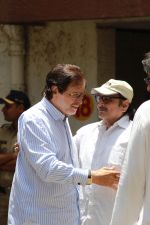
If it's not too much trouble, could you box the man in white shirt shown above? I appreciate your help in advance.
[74,79,134,225]
[110,52,150,225]
[8,64,119,225]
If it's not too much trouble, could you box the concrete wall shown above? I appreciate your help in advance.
[97,28,116,84]
[1,0,150,23]
[1,18,148,132]
[0,25,25,124]
[0,21,100,133]
[26,21,99,133]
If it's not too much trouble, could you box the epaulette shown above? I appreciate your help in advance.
[0,123,11,129]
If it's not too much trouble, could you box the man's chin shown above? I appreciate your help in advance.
[67,109,78,116]
[98,112,105,118]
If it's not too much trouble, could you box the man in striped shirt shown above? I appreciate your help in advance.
[8,64,119,225]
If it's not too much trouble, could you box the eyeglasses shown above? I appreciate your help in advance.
[144,77,150,84]
[94,95,125,104]
[65,92,85,100]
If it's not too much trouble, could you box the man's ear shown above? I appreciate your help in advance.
[51,85,58,95]
[17,104,26,114]
[122,100,130,112]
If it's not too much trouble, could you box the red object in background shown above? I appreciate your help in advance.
[74,94,94,121]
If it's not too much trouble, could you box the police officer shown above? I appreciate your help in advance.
[0,90,31,225]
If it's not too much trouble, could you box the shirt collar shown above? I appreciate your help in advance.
[41,97,66,121]
[99,115,130,129]
[115,115,130,128]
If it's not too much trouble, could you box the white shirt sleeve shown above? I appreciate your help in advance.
[110,109,146,225]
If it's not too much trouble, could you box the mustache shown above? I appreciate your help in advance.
[97,106,107,111]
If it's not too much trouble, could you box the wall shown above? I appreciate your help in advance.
[0,25,26,125]
[1,0,150,23]
[0,18,148,131]
[25,21,98,133]
[97,28,116,84]
[0,21,100,132]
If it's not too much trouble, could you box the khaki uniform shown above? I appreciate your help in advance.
[0,124,17,225]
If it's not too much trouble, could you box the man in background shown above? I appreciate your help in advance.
[0,90,31,225]
[110,53,150,225]
[74,79,134,225]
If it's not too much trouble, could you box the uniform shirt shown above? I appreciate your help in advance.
[110,100,150,225]
[8,97,88,225]
[0,124,17,187]
[74,115,132,225]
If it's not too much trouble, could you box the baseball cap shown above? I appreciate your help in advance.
[91,79,133,103]
[0,90,31,110]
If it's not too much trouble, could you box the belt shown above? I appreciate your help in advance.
[0,186,11,194]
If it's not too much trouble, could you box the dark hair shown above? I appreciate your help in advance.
[118,94,135,120]
[0,90,31,110]
[124,103,136,120]
[43,64,86,100]
[142,52,150,74]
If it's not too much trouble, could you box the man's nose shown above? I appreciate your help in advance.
[77,98,83,105]
[97,99,105,106]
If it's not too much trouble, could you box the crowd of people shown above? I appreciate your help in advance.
[0,51,150,225]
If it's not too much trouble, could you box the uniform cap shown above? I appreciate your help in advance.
[0,90,31,110]
[91,79,133,103]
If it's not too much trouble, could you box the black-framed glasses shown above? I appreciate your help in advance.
[94,95,125,104]
[144,77,150,84]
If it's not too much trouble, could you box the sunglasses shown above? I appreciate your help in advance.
[94,95,125,104]
[144,77,150,84]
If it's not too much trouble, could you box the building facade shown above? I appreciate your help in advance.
[0,0,150,132]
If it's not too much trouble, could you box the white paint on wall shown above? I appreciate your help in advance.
[0,25,25,125]
[0,21,115,132]
[26,21,98,133]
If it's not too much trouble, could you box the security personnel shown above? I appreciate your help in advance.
[0,90,31,225]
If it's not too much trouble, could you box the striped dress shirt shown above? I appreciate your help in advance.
[8,97,88,225]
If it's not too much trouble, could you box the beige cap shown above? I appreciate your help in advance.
[91,79,133,103]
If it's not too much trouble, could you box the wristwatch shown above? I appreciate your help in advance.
[86,170,92,185]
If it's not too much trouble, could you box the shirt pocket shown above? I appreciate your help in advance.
[108,146,126,168]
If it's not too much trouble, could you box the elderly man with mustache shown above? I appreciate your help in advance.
[74,79,134,225]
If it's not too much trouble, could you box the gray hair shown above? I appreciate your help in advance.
[142,52,150,74]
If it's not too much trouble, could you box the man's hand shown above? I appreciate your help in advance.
[13,142,20,153]
[91,167,120,190]
[0,142,19,171]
